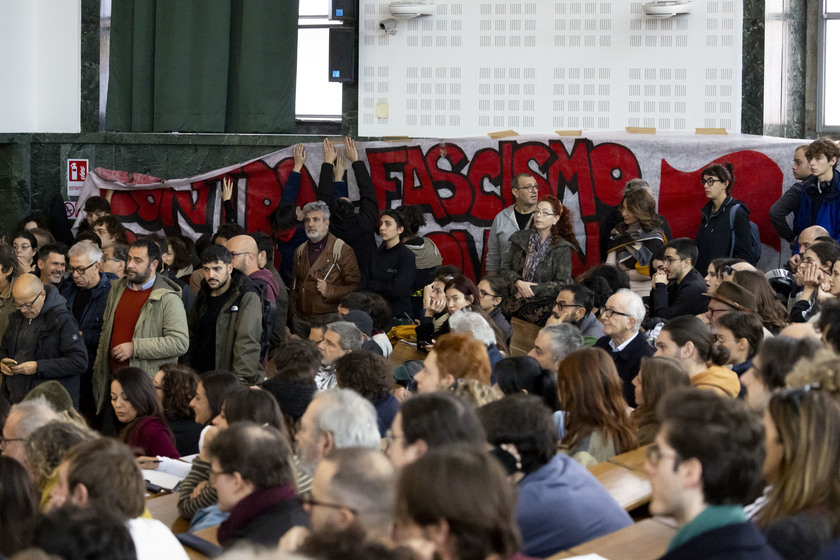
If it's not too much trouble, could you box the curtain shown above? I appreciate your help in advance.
[106,0,298,133]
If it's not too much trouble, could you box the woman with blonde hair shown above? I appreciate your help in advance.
[556,347,638,465]
[630,356,690,445]
[757,387,840,560]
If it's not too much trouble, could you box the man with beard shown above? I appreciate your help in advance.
[92,238,188,418]
[485,173,540,274]
[291,201,360,337]
[184,245,263,383]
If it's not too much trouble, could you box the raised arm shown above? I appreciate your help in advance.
[347,137,381,231]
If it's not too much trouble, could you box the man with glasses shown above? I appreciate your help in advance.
[651,238,708,320]
[61,242,115,423]
[545,284,603,343]
[100,243,128,279]
[279,447,396,552]
[0,274,87,406]
[703,281,757,334]
[645,388,781,560]
[485,173,540,274]
[594,288,653,406]
[1,398,58,473]
[206,422,308,548]
[528,322,584,372]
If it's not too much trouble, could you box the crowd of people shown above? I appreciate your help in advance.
[1,136,840,560]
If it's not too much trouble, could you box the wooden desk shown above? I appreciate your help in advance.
[146,491,190,534]
[588,461,652,511]
[510,318,541,357]
[609,445,650,472]
[388,340,426,367]
[548,518,676,560]
[181,526,219,560]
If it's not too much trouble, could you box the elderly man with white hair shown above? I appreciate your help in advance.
[2,397,59,476]
[449,309,504,376]
[594,288,653,406]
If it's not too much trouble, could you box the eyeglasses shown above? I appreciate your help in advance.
[533,210,556,217]
[479,289,499,299]
[554,301,583,310]
[646,443,681,467]
[298,492,359,515]
[601,307,631,319]
[0,437,24,450]
[12,244,31,252]
[230,252,250,257]
[780,383,821,412]
[513,184,539,192]
[14,291,43,310]
[706,307,730,317]
[699,178,721,187]
[209,469,233,485]
[663,256,683,264]
[101,255,125,264]
[69,262,97,275]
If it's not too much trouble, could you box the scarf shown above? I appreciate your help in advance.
[521,230,552,282]
[607,222,665,275]
[216,483,297,546]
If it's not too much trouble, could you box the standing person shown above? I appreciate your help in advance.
[318,137,380,289]
[366,209,417,321]
[770,139,840,248]
[0,274,87,407]
[599,179,673,262]
[0,245,19,343]
[290,201,361,337]
[397,204,442,318]
[12,230,38,275]
[486,173,540,274]
[184,245,263,384]
[606,186,668,297]
[101,243,128,279]
[92,215,130,250]
[695,163,755,275]
[501,196,580,324]
[646,389,782,560]
[62,242,114,423]
[37,243,69,292]
[92,238,189,417]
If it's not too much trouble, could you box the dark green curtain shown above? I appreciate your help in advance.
[106,0,298,133]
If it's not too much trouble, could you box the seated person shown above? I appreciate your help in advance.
[416,273,479,349]
[713,311,764,384]
[740,336,821,412]
[647,389,782,560]
[545,283,604,343]
[206,422,307,549]
[449,309,506,377]
[153,363,203,456]
[478,395,632,557]
[334,351,399,437]
[413,333,491,394]
[476,274,512,343]
[650,238,708,320]
[111,366,179,458]
[50,438,189,560]
[527,323,584,373]
[556,348,638,465]
[630,356,690,445]
[29,505,138,560]
[654,316,740,398]
[731,270,790,335]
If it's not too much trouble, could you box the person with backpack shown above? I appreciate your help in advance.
[695,162,760,275]
[183,245,264,385]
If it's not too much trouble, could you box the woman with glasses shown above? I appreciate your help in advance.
[606,187,667,298]
[11,230,38,275]
[475,273,512,342]
[789,241,840,323]
[695,163,754,275]
[756,386,840,560]
[416,272,480,349]
[501,196,581,324]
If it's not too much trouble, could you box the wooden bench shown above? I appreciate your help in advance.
[388,340,427,367]
[588,461,652,512]
[548,517,676,560]
[509,317,541,356]
[609,444,650,472]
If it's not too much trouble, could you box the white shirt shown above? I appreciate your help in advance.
[126,517,189,560]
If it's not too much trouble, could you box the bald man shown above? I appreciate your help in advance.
[0,274,87,406]
[788,224,830,273]
[226,234,280,303]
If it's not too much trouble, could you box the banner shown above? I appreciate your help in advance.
[74,133,805,281]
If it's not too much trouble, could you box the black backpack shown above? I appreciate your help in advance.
[235,281,277,364]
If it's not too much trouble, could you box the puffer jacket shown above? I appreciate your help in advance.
[0,284,87,406]
[92,274,189,413]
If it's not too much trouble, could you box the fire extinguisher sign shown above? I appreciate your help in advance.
[67,159,88,196]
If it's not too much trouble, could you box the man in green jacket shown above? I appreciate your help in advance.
[92,238,189,416]
[184,245,263,384]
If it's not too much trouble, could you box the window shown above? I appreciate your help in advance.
[297,0,344,121]
[820,0,840,130]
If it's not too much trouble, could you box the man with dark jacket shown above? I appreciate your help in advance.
[648,389,782,560]
[0,274,87,406]
[185,245,263,384]
[61,242,114,422]
[651,238,708,320]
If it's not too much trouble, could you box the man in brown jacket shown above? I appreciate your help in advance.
[291,201,360,336]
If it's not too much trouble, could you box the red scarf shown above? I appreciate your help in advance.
[216,483,297,546]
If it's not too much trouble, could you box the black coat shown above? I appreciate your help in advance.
[695,195,752,275]
[650,267,709,320]
[0,285,88,406]
[660,522,784,560]
[595,331,654,407]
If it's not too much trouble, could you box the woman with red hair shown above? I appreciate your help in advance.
[500,196,580,324]
[557,347,638,466]
[413,332,491,393]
